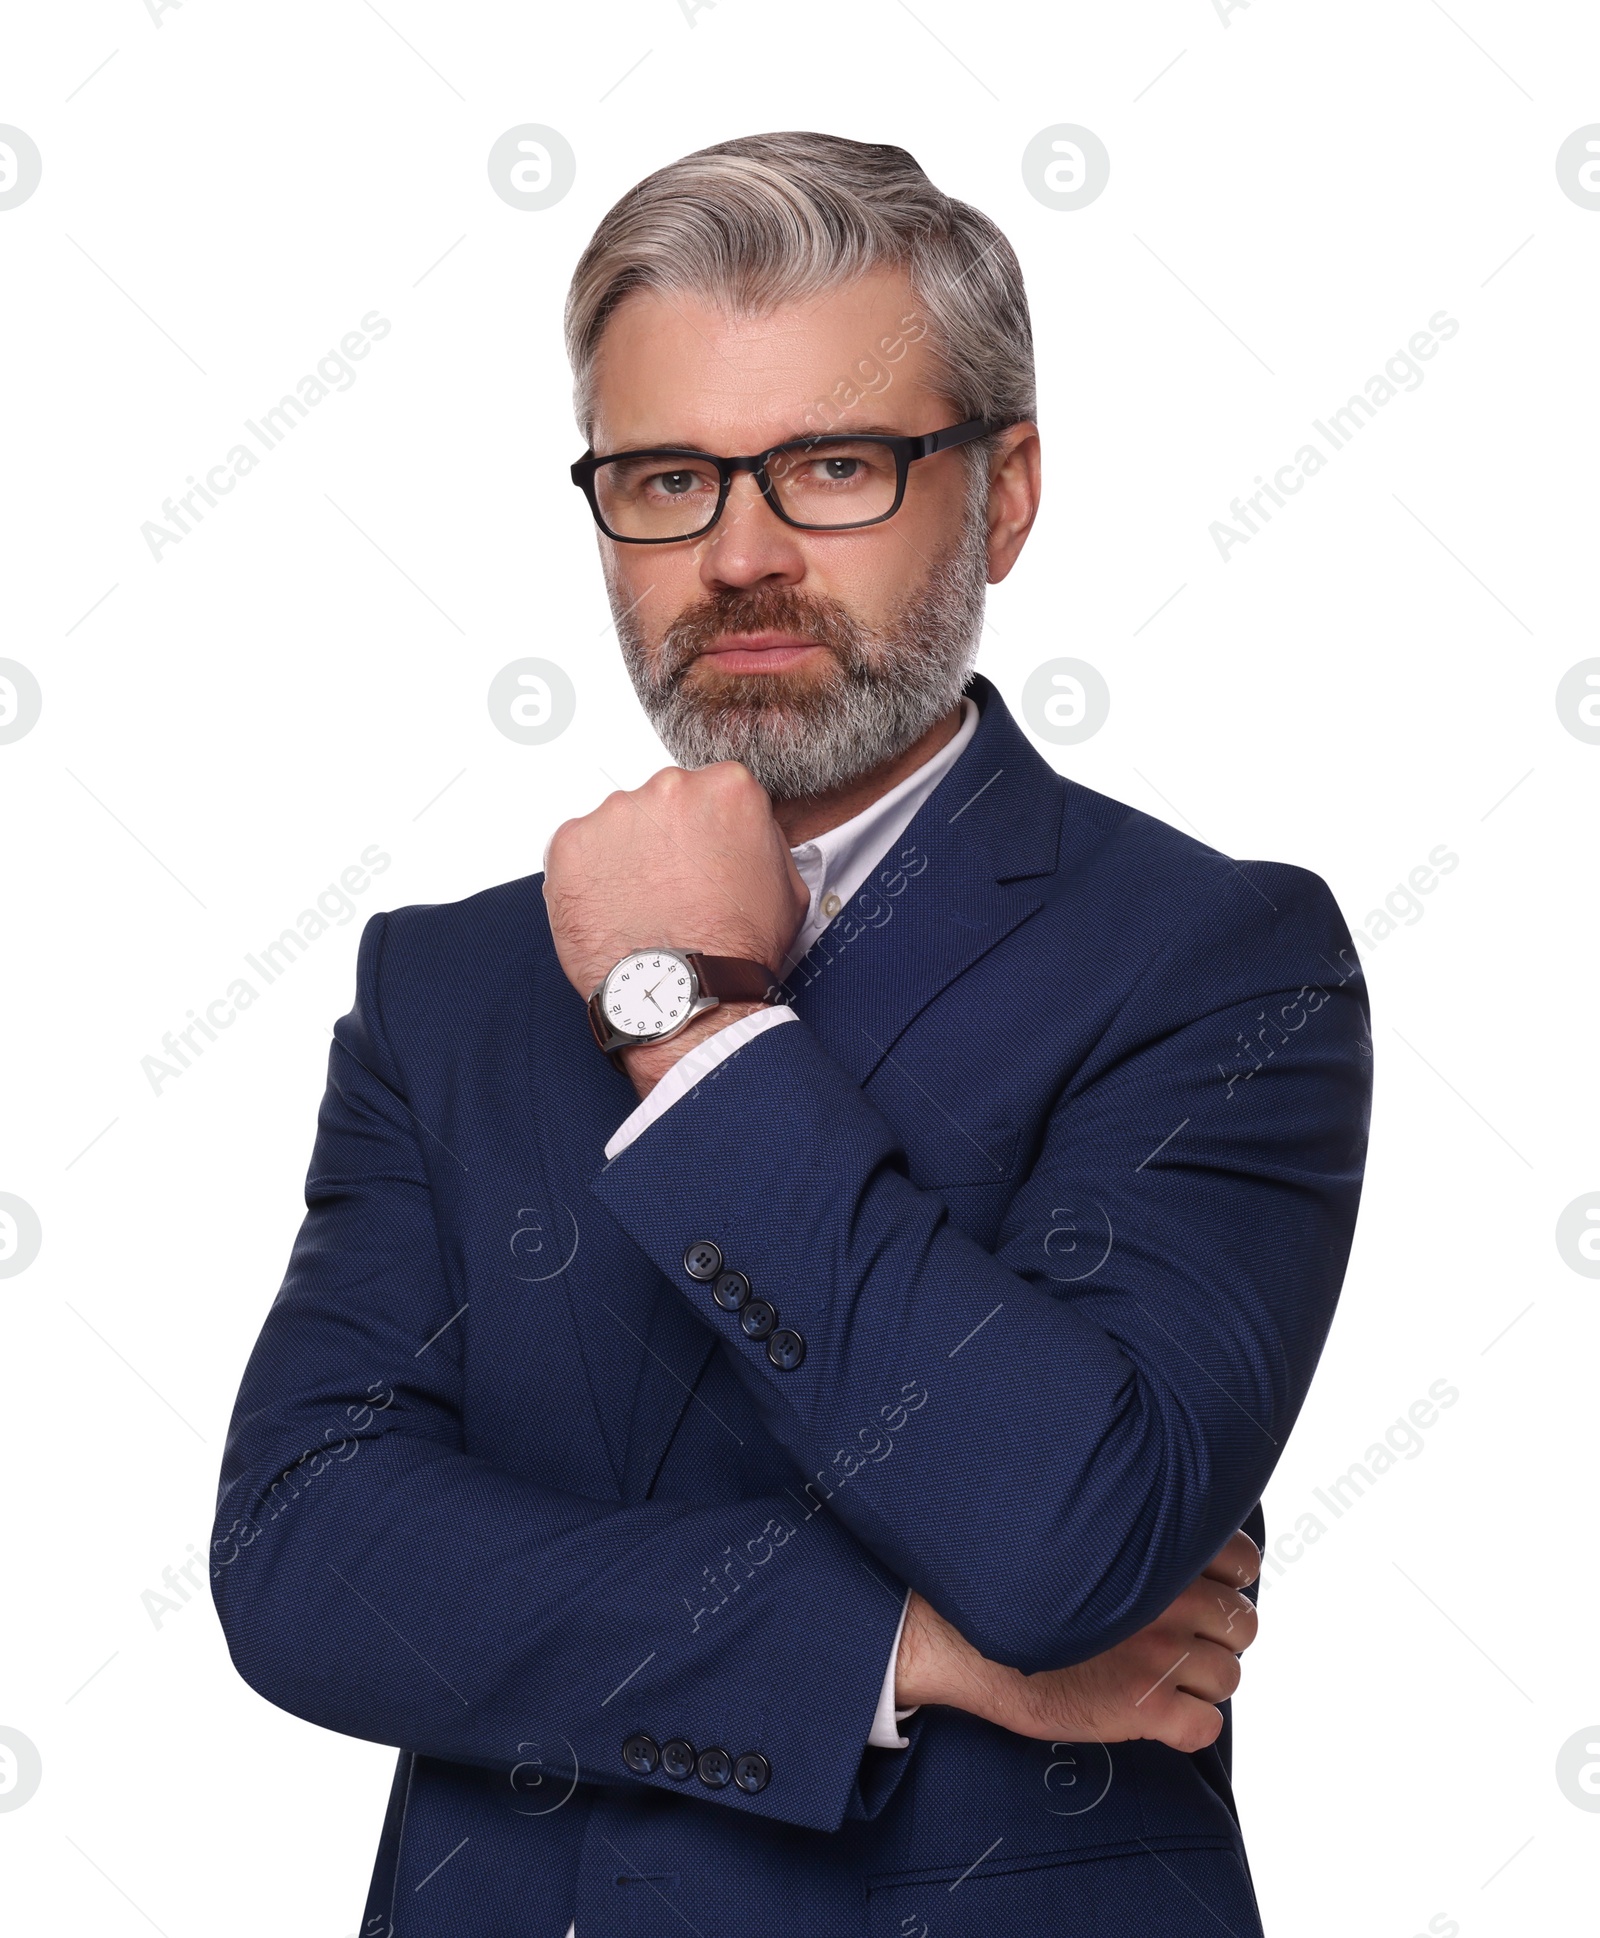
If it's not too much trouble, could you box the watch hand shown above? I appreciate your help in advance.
[643,988,663,1011]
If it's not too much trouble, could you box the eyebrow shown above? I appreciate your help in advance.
[605,424,914,455]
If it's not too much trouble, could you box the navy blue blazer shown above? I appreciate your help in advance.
[212,673,1371,1938]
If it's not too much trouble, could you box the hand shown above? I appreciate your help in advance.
[542,762,810,1083]
[894,1530,1262,1757]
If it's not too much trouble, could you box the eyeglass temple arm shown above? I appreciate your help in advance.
[906,417,1006,460]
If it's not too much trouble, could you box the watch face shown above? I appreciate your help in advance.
[601,950,695,1041]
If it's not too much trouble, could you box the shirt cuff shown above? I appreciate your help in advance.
[867,1586,921,1750]
[603,1005,797,1160]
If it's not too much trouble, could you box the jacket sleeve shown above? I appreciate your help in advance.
[210,912,917,1838]
[590,863,1373,1676]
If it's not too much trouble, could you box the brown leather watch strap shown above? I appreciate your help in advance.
[684,953,781,1005]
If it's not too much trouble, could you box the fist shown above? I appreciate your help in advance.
[1002,1530,1262,1754]
[895,1530,1263,1760]
[542,761,810,1001]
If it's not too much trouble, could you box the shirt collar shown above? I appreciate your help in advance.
[784,697,979,972]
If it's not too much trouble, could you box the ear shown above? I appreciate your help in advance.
[984,423,1041,584]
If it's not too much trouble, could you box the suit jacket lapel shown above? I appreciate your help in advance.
[781,675,1063,1085]
[608,677,1064,1498]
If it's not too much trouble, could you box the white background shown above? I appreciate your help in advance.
[2,2,1597,1933]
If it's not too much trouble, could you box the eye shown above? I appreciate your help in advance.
[647,469,703,497]
[809,456,861,482]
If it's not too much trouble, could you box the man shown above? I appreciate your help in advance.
[213,133,1371,1937]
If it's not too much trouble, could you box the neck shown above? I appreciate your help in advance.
[772,702,966,846]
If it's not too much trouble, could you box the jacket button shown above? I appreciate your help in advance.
[660,1737,696,1780]
[766,1328,805,1370]
[621,1732,659,1775]
[712,1269,751,1311]
[696,1745,732,1788]
[733,1750,771,1794]
[740,1299,776,1342]
[683,1240,723,1281]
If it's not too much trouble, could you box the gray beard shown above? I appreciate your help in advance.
[608,500,990,801]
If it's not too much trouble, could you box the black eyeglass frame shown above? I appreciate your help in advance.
[569,416,1008,544]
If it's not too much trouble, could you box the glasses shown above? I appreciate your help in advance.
[570,416,1006,544]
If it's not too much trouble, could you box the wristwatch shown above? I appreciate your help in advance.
[587,947,779,1057]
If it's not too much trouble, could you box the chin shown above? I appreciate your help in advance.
[687,658,838,711]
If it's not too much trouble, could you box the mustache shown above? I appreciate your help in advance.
[653,587,866,685]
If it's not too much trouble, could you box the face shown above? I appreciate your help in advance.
[585,267,1039,799]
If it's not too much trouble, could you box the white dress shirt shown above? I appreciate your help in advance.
[568,700,978,1935]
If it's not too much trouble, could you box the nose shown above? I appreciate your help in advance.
[695,469,808,594]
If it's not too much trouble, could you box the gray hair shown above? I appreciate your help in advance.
[564,131,1035,462]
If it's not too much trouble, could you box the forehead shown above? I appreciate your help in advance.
[587,265,948,451]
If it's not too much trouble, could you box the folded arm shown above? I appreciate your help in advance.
[210,915,916,1836]
[591,866,1371,1675]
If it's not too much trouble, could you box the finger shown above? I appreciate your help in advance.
[1140,1689,1225,1756]
[1201,1529,1261,1590]
[1190,1582,1260,1654]
[1170,1636,1245,1707]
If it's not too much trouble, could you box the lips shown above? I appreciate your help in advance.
[697,631,825,673]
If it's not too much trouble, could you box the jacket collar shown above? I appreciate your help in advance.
[779,672,1064,1086]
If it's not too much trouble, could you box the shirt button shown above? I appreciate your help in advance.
[712,1269,751,1311]
[696,1746,733,1788]
[683,1240,723,1282]
[660,1738,696,1780]
[622,1732,660,1775]
[733,1750,772,1794]
[821,891,842,918]
[766,1328,806,1371]
[740,1298,777,1342]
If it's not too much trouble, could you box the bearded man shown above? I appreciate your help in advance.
[214,131,1371,1938]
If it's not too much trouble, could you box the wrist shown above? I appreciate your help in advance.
[894,1589,1023,1726]
[617,999,769,1099]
